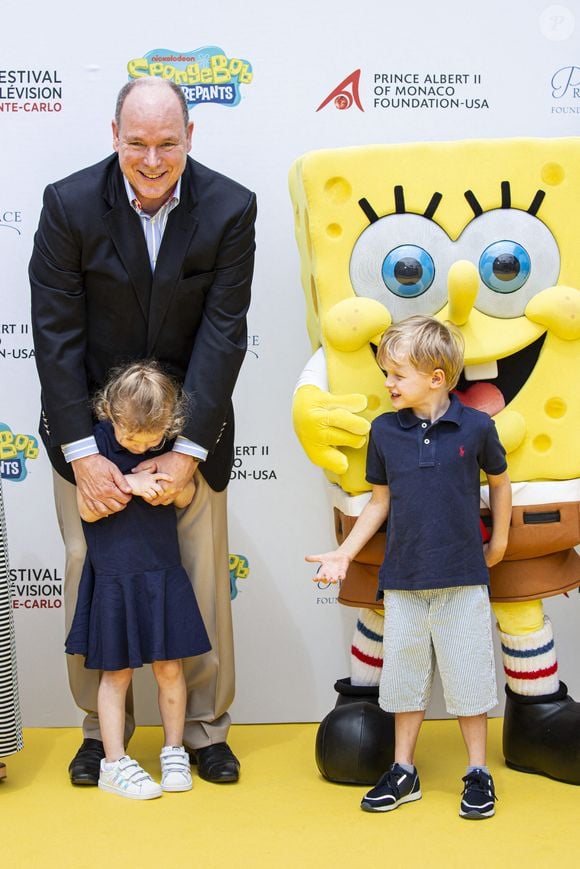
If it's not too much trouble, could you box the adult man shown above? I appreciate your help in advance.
[30,77,256,786]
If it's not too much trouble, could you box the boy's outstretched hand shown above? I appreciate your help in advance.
[305,484,389,584]
[305,551,350,584]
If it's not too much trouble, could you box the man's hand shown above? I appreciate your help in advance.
[72,453,132,518]
[132,452,198,506]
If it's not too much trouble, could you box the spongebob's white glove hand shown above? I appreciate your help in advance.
[292,384,370,474]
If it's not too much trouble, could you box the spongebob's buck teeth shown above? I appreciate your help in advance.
[464,361,498,382]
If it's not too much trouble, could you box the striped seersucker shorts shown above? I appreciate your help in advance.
[379,584,498,717]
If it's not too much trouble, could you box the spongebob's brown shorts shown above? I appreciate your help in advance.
[334,501,580,607]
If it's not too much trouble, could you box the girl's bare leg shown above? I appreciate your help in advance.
[152,659,186,746]
[98,669,134,761]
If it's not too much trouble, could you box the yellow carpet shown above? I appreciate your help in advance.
[1,720,579,868]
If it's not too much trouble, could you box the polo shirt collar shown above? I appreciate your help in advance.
[397,392,464,429]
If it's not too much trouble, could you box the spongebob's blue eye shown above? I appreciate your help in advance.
[350,213,450,320]
[479,240,531,293]
[381,244,435,298]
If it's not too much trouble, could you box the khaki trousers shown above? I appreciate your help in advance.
[54,469,235,748]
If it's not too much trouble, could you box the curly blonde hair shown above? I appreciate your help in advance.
[377,315,465,390]
[94,361,188,439]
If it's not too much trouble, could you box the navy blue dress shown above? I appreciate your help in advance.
[65,422,211,670]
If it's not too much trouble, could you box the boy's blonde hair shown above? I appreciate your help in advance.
[377,315,465,390]
[94,361,188,439]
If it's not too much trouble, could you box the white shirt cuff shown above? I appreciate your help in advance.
[173,436,207,461]
[62,436,99,462]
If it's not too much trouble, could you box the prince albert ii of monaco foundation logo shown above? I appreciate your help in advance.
[316,69,364,112]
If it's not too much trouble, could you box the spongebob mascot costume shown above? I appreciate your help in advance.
[290,138,580,785]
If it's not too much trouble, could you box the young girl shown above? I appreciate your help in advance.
[65,361,211,800]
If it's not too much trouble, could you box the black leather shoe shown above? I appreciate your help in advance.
[68,738,106,785]
[188,742,240,783]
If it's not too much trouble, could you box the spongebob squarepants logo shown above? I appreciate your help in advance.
[127,47,253,110]
[229,554,249,600]
[0,424,39,482]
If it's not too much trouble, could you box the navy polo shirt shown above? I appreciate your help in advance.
[366,393,507,592]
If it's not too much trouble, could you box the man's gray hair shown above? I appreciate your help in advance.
[115,78,190,130]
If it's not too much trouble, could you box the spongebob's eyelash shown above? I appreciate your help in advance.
[528,190,546,216]
[358,197,380,223]
[464,181,546,218]
[358,185,443,224]
[358,181,546,225]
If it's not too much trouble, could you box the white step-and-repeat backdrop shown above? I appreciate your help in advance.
[1,0,579,725]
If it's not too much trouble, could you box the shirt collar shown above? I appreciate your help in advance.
[397,392,464,429]
[123,175,182,215]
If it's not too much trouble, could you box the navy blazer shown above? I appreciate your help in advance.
[30,153,256,491]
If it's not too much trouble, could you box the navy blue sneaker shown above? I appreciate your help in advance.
[361,763,422,813]
[460,769,497,819]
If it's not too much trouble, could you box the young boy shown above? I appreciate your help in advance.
[306,315,511,819]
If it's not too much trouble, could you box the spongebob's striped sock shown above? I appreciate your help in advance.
[351,608,384,687]
[498,616,559,696]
